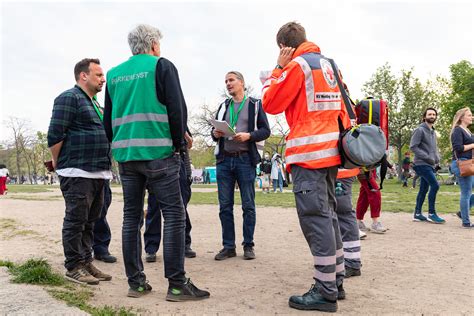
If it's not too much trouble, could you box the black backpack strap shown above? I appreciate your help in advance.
[328,58,357,121]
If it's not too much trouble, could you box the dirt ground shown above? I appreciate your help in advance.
[0,187,473,315]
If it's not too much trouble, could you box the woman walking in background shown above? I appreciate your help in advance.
[271,153,284,193]
[450,107,474,228]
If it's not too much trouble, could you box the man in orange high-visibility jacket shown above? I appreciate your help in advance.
[262,22,351,312]
[336,168,363,279]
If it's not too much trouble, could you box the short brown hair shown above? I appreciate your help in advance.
[422,107,438,122]
[74,58,100,81]
[276,22,307,49]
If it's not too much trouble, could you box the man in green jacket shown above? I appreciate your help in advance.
[103,24,209,301]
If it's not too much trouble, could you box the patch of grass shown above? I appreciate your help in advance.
[2,258,135,315]
[0,218,17,230]
[8,229,39,238]
[190,179,466,214]
[192,184,218,189]
[7,184,54,194]
[8,258,65,286]
[49,287,136,315]
[48,287,93,312]
[0,259,15,269]
[7,195,62,201]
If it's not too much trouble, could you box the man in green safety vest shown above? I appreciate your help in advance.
[103,24,209,301]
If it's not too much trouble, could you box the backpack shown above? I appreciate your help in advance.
[356,98,389,149]
[329,59,387,172]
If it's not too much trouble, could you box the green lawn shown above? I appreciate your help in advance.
[5,180,464,214]
[190,179,463,214]
[6,185,54,194]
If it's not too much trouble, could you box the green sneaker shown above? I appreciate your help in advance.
[166,278,210,301]
[127,282,152,298]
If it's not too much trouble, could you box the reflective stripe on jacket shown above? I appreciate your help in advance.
[337,167,360,179]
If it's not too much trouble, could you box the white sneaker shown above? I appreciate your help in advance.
[370,222,387,234]
[358,221,368,232]
[359,229,367,240]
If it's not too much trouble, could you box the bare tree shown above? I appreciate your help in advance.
[265,114,289,156]
[189,102,219,148]
[5,117,30,182]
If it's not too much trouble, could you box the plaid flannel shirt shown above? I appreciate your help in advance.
[47,85,111,172]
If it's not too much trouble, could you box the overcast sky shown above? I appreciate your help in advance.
[1,0,472,142]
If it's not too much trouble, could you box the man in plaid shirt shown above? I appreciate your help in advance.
[47,58,112,285]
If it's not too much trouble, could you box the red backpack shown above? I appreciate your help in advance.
[356,98,389,149]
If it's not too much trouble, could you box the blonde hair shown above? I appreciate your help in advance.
[451,107,471,131]
[450,107,472,146]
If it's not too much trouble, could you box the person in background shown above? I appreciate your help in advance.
[0,165,9,195]
[336,168,362,278]
[90,95,117,264]
[449,107,474,228]
[271,153,284,193]
[356,169,388,234]
[401,152,411,187]
[260,152,272,193]
[410,107,445,224]
[144,131,196,262]
[93,180,117,263]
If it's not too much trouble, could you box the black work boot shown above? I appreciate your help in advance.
[345,266,361,278]
[185,246,196,258]
[337,283,345,300]
[166,278,210,302]
[214,248,236,261]
[243,246,256,260]
[288,284,337,312]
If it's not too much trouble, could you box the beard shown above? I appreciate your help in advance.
[425,117,436,124]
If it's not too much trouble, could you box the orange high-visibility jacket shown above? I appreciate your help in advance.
[262,42,351,170]
[337,167,359,179]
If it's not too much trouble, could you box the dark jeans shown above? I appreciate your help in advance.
[216,153,256,249]
[413,165,439,213]
[59,176,105,271]
[93,180,112,256]
[119,154,186,288]
[144,158,193,254]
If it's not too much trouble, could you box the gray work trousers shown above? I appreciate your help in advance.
[292,165,344,302]
[335,177,361,270]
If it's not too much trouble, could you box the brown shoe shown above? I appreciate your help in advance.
[65,266,99,285]
[84,262,112,281]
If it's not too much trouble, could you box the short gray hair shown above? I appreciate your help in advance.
[128,24,163,55]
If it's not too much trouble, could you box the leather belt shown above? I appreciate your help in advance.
[223,151,248,157]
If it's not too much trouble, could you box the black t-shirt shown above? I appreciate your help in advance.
[451,126,473,160]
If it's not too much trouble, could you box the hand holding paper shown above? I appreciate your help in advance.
[211,119,236,137]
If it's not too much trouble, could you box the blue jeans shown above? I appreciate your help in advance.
[413,165,439,214]
[272,171,283,192]
[216,153,256,249]
[119,154,186,288]
[93,180,112,256]
[451,160,474,225]
[144,158,193,254]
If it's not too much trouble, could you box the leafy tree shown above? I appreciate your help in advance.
[438,60,474,160]
[362,64,447,176]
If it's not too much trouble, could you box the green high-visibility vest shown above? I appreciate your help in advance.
[107,54,173,162]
